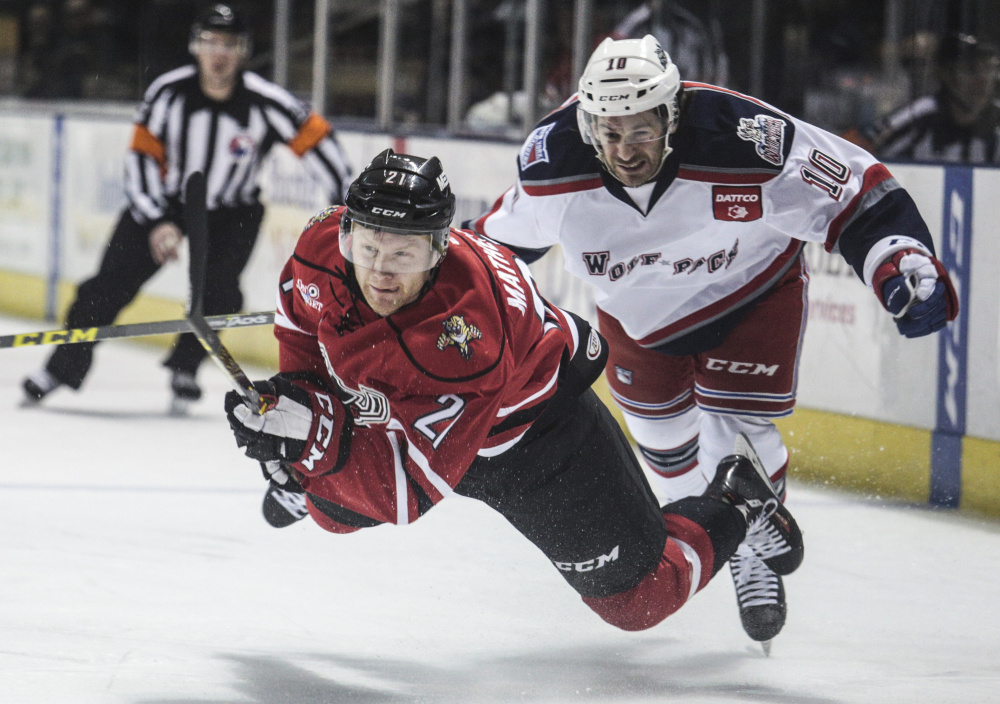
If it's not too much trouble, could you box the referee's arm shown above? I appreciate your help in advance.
[254,78,352,205]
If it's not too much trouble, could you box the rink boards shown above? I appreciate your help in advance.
[0,105,996,516]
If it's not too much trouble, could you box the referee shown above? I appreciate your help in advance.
[23,3,352,413]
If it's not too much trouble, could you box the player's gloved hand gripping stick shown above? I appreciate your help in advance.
[186,172,314,488]
[183,173,354,486]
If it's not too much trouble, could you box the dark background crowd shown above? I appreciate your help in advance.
[0,0,996,159]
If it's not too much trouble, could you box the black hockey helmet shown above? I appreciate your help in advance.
[189,3,252,56]
[341,149,456,272]
[937,32,999,66]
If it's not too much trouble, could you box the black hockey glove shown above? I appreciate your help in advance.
[872,249,958,338]
[225,375,315,463]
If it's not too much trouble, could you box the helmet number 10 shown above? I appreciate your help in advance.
[607,57,628,70]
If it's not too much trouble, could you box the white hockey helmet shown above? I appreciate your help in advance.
[576,35,681,171]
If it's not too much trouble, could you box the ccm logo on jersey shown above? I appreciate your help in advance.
[713,186,763,221]
[554,545,619,572]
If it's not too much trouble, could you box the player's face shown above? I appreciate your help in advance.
[192,30,245,93]
[594,110,667,187]
[943,54,999,125]
[349,226,436,316]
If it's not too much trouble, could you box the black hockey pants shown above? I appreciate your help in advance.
[46,204,264,388]
[458,387,670,599]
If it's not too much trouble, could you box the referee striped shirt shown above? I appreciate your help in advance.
[864,93,1000,164]
[126,64,352,224]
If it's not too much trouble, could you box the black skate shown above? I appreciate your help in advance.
[707,433,803,576]
[169,370,202,416]
[730,545,786,647]
[262,480,309,528]
[22,369,62,405]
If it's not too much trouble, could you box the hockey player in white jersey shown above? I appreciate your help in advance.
[471,35,959,647]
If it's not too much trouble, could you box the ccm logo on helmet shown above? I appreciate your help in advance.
[371,207,407,218]
[599,94,631,101]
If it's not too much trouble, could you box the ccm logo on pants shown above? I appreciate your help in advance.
[705,359,779,376]
[554,546,619,572]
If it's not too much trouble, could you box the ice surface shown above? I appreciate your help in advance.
[1,314,998,704]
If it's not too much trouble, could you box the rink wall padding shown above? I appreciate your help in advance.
[0,105,997,519]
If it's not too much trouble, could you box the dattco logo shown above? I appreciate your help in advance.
[713,186,763,221]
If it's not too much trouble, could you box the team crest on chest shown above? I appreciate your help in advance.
[436,315,482,360]
[736,115,786,166]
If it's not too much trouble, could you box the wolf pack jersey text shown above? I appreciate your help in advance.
[474,83,936,349]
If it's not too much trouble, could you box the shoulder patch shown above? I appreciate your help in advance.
[520,123,556,170]
[435,315,483,360]
[736,115,787,166]
[303,205,339,232]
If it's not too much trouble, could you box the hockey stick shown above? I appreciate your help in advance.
[183,171,269,413]
[0,311,274,350]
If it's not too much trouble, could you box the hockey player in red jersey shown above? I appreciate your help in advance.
[224,149,804,635]
[470,35,959,646]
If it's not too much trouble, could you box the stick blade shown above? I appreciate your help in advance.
[185,171,208,317]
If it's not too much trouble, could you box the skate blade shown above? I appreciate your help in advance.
[733,432,765,475]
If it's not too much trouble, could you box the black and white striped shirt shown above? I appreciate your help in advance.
[865,93,1000,164]
[126,64,352,224]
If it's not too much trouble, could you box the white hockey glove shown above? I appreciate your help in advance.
[224,373,354,477]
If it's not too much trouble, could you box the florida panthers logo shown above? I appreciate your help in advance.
[436,315,482,360]
[303,206,338,232]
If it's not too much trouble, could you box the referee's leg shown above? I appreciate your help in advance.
[46,210,159,388]
[163,204,263,374]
